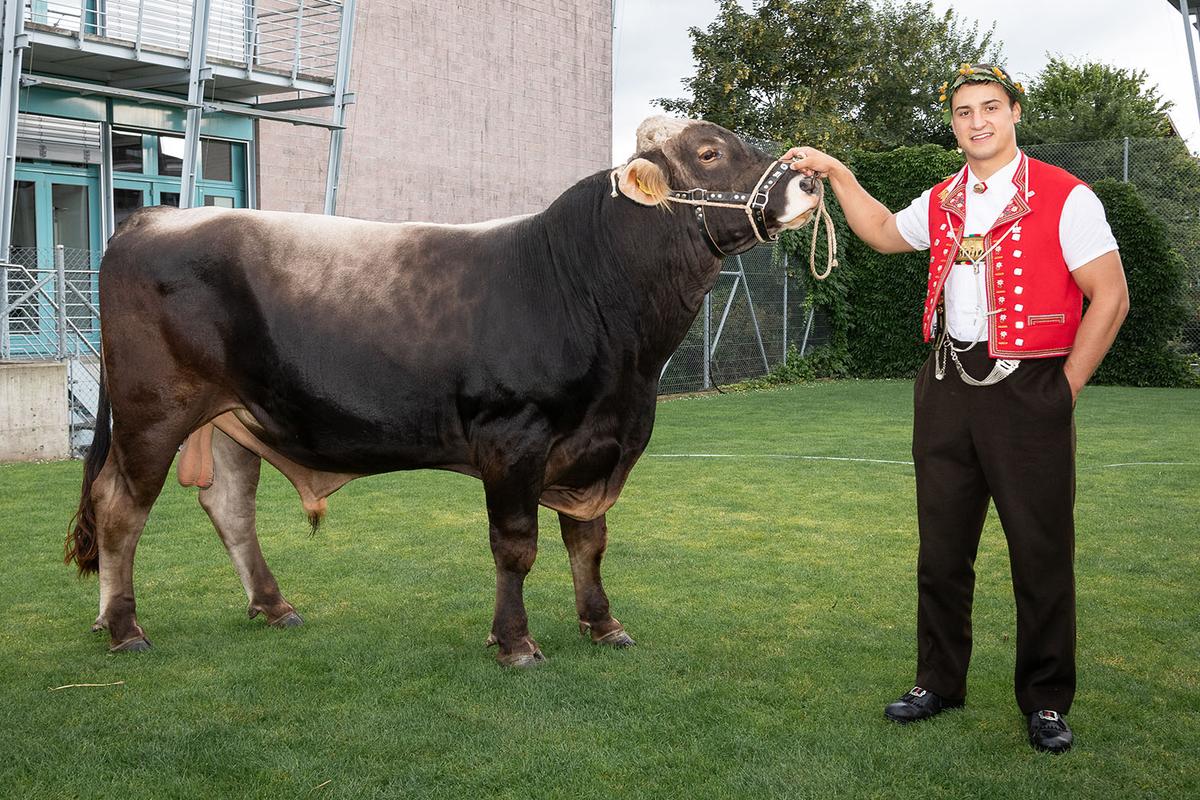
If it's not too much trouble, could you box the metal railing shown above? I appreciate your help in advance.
[1,246,101,454]
[23,0,345,82]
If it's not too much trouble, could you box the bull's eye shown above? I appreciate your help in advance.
[700,149,721,164]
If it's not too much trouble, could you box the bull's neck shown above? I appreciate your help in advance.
[537,171,725,371]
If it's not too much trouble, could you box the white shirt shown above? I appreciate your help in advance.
[895,151,1119,342]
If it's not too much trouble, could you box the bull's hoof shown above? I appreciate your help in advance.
[486,632,546,668]
[580,619,636,648]
[594,628,636,648]
[498,649,547,668]
[109,636,151,653]
[269,611,304,628]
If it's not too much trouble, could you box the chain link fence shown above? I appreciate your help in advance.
[1023,137,1200,356]
[659,244,830,394]
[1,246,102,454]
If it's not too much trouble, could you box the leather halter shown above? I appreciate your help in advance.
[609,159,795,257]
[666,159,793,256]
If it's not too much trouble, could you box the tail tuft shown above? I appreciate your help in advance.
[66,368,110,576]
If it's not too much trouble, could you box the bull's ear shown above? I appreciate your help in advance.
[614,158,671,206]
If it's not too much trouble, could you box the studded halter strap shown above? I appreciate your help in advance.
[610,159,793,257]
[665,159,793,256]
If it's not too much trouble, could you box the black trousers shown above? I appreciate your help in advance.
[912,341,1076,715]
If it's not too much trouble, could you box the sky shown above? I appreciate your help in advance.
[610,0,1200,164]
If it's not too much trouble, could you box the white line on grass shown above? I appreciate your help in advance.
[1096,461,1200,468]
[647,453,914,466]
[647,454,1200,470]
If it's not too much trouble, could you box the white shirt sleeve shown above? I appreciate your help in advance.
[1060,185,1119,270]
[895,189,932,251]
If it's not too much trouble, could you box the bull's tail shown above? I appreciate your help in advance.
[65,362,110,576]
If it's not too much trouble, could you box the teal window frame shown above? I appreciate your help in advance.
[111,129,247,208]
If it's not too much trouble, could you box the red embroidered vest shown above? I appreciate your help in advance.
[921,154,1085,359]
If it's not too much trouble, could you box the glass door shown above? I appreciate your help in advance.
[7,166,102,354]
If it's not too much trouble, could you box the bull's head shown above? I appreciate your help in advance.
[613,116,822,256]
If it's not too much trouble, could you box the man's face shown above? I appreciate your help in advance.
[950,82,1021,163]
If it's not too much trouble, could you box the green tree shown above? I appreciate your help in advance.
[656,0,999,153]
[1021,58,1173,144]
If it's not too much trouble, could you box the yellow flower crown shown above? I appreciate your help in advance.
[939,63,1025,122]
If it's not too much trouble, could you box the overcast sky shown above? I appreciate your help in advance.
[611,0,1200,164]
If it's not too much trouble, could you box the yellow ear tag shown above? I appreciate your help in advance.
[636,176,653,196]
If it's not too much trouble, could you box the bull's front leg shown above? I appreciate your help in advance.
[559,513,634,647]
[481,450,547,668]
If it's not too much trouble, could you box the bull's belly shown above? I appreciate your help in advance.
[225,400,649,519]
[231,396,473,475]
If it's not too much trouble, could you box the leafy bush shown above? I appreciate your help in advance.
[1089,179,1196,386]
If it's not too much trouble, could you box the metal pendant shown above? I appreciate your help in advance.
[957,235,985,264]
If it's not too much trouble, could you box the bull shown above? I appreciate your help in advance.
[66,116,822,665]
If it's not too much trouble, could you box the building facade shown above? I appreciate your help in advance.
[257,0,612,222]
[0,0,613,455]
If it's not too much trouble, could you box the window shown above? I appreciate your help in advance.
[158,135,185,177]
[110,131,246,209]
[112,132,143,172]
[113,188,144,226]
[201,140,234,182]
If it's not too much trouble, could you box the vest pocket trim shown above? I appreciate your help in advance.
[1027,313,1066,327]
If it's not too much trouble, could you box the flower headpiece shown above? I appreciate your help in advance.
[938,63,1025,123]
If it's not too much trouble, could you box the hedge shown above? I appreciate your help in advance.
[1089,179,1194,386]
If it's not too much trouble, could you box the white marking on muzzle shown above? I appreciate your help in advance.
[778,178,821,229]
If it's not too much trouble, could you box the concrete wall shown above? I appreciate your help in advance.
[257,0,612,224]
[0,362,69,462]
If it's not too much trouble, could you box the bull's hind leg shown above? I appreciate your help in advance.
[198,428,302,627]
[91,423,185,651]
[559,513,634,647]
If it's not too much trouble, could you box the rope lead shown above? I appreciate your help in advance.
[808,189,838,281]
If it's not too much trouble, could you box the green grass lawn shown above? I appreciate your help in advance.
[0,381,1197,799]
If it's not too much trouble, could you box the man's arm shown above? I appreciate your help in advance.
[1063,251,1130,402]
[782,146,915,254]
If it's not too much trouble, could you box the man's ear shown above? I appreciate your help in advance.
[1013,100,1022,124]
[614,158,671,206]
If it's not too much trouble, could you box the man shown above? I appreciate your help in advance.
[782,64,1129,753]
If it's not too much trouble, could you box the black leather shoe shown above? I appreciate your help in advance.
[1028,709,1073,753]
[884,685,964,724]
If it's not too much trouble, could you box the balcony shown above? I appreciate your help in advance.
[20,0,349,100]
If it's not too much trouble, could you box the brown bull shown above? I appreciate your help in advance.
[66,116,822,665]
